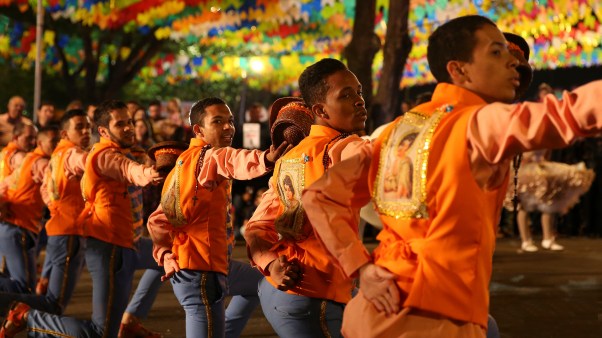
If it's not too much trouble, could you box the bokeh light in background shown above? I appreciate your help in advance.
[0,0,600,93]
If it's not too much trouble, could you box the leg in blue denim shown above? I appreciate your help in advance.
[258,278,343,338]
[27,309,98,338]
[26,238,136,337]
[38,225,52,280]
[171,269,226,338]
[0,235,86,314]
[124,238,164,319]
[36,221,48,257]
[87,238,137,337]
[225,260,262,338]
[0,222,38,293]
[486,314,500,338]
[44,235,86,313]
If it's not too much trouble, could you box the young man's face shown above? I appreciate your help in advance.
[100,108,135,148]
[197,104,235,148]
[319,69,367,133]
[15,125,37,151]
[64,115,91,149]
[37,104,55,126]
[38,131,60,156]
[456,25,520,104]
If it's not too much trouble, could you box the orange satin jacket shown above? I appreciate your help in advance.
[44,139,86,236]
[3,147,49,234]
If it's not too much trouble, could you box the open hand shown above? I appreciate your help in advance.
[359,263,401,316]
[161,252,181,282]
[266,142,293,165]
[149,166,165,185]
[268,255,302,291]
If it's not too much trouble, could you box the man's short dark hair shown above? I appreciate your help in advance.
[148,99,161,108]
[37,125,59,140]
[94,100,127,128]
[298,58,348,107]
[60,109,87,130]
[38,101,54,110]
[427,15,496,83]
[13,121,35,137]
[189,97,226,126]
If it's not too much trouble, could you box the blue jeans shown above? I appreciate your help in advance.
[225,260,262,338]
[124,237,164,319]
[258,277,344,338]
[170,260,262,338]
[487,314,500,338]
[171,269,227,338]
[0,221,38,293]
[0,235,86,314]
[27,237,137,338]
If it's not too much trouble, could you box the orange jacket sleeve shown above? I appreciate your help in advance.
[198,147,270,190]
[469,80,602,165]
[63,148,88,179]
[243,181,281,274]
[147,204,174,266]
[95,149,155,186]
[302,142,373,278]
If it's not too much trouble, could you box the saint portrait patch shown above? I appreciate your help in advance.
[374,107,450,219]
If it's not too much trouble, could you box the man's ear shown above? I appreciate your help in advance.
[60,129,68,140]
[192,124,203,137]
[97,126,109,139]
[312,104,328,119]
[447,60,469,84]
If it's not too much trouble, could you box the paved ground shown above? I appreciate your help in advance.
[16,237,602,337]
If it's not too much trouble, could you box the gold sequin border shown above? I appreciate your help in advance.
[373,109,447,219]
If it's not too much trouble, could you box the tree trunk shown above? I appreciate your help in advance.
[101,34,164,100]
[373,0,412,128]
[344,0,380,131]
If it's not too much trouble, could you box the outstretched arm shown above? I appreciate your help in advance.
[95,149,162,186]
[469,80,602,165]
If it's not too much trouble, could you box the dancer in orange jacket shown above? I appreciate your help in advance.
[303,15,602,337]
[147,97,290,338]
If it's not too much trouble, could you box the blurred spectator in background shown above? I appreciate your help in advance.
[66,99,83,111]
[147,99,166,141]
[537,83,554,101]
[166,97,183,126]
[35,101,57,129]
[127,100,141,117]
[0,96,31,147]
[135,118,155,151]
[86,103,99,146]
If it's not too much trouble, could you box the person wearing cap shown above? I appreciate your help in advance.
[146,97,290,338]
[0,100,165,338]
[0,127,59,294]
[301,15,602,337]
[244,58,371,337]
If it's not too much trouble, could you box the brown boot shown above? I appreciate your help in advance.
[118,319,163,338]
[0,302,29,338]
